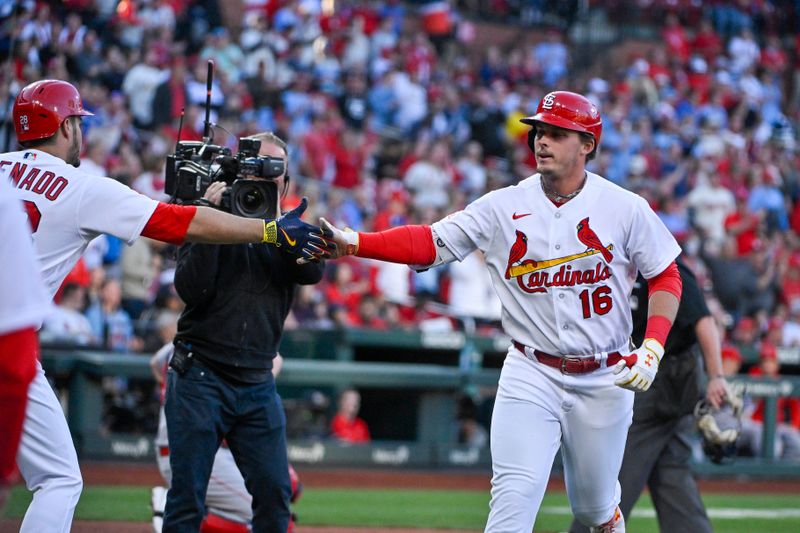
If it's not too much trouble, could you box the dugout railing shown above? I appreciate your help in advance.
[40,329,800,477]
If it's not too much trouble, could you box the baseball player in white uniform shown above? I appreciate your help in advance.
[319,91,683,532]
[0,178,50,509]
[1,79,330,532]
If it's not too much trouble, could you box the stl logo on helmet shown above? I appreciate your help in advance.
[542,93,556,110]
[19,114,29,132]
[503,218,614,295]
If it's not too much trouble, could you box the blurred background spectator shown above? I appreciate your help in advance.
[41,283,96,346]
[330,388,371,444]
[455,394,489,450]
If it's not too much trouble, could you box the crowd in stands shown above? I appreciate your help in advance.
[4,0,800,443]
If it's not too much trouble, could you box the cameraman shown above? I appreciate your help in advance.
[163,132,323,533]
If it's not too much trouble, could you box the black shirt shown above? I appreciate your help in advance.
[174,241,324,383]
[630,256,710,356]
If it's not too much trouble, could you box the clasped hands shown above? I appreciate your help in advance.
[264,198,336,263]
[295,216,358,264]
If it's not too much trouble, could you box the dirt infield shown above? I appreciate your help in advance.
[79,460,800,494]
[80,461,494,490]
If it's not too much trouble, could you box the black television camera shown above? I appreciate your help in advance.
[164,137,285,220]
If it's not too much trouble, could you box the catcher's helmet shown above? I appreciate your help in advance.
[13,80,94,143]
[521,91,602,146]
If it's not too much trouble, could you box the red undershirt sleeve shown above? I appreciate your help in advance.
[644,261,682,346]
[357,225,436,265]
[141,203,198,245]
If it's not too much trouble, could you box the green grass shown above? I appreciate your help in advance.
[3,486,153,522]
[297,488,490,529]
[3,485,799,532]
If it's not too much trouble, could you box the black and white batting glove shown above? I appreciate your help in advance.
[613,338,664,392]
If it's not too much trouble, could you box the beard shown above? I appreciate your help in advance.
[67,134,81,167]
[537,164,556,181]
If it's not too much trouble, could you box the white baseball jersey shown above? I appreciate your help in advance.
[432,171,681,356]
[0,177,50,334]
[0,149,159,299]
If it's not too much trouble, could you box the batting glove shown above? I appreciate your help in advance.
[263,197,333,263]
[318,217,359,259]
[613,338,664,392]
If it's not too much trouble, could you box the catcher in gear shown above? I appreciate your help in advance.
[570,256,728,533]
[695,393,743,464]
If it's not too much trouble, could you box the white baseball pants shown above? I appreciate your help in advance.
[485,348,633,532]
[16,362,82,533]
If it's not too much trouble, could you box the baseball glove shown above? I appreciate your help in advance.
[694,392,743,464]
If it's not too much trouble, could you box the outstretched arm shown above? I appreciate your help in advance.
[318,219,438,266]
[185,206,265,244]
[142,197,331,263]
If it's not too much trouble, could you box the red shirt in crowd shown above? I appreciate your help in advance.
[332,141,365,189]
[330,414,371,443]
[724,211,760,256]
[692,26,722,62]
[761,42,788,73]
[662,21,690,64]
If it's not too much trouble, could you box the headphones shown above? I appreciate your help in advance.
[282,170,290,198]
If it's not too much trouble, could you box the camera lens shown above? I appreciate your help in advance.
[231,180,277,219]
[242,188,263,210]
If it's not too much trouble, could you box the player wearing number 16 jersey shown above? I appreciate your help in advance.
[1,79,331,533]
[320,91,683,532]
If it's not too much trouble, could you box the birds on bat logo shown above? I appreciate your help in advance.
[504,216,615,292]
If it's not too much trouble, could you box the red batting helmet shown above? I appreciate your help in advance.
[13,80,94,143]
[521,91,602,146]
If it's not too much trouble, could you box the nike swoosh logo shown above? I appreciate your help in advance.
[280,229,297,246]
[512,212,531,220]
